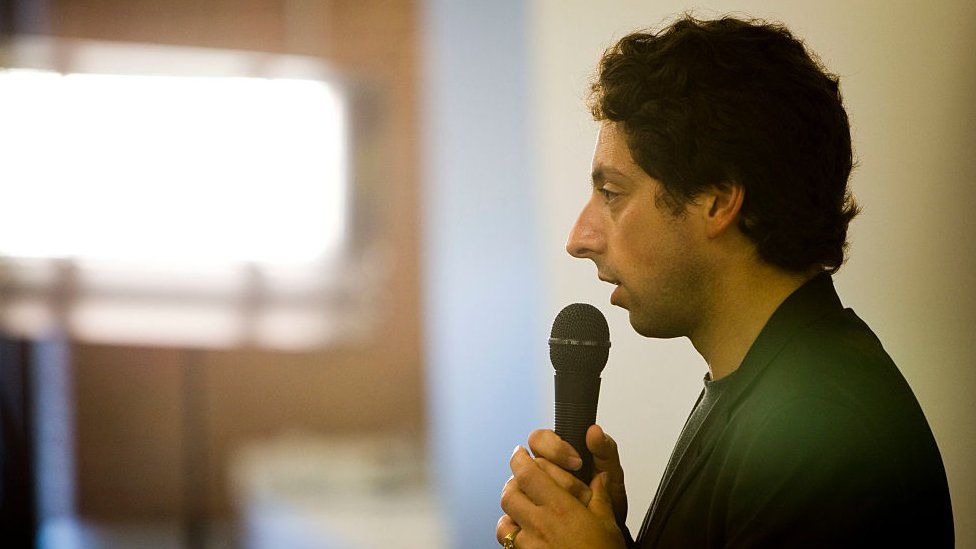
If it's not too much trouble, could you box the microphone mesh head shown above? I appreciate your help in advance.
[549,303,610,375]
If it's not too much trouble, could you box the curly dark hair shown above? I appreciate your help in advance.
[588,13,860,274]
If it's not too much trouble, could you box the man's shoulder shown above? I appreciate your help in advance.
[748,307,911,412]
[706,307,953,544]
[725,306,945,483]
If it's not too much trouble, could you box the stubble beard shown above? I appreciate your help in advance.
[629,254,711,340]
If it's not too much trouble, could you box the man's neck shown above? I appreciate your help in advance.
[691,265,820,381]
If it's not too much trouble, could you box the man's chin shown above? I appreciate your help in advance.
[629,311,683,339]
[628,310,649,336]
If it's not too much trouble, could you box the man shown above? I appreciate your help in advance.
[495,14,953,548]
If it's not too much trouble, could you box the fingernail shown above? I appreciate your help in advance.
[511,445,522,458]
[568,456,583,470]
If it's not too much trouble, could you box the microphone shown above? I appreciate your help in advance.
[549,303,610,483]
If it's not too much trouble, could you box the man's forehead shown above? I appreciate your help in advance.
[591,122,639,180]
[594,120,620,148]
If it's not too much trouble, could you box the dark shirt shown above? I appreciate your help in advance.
[647,371,735,525]
[631,273,953,547]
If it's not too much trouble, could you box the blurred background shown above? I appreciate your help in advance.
[0,1,973,548]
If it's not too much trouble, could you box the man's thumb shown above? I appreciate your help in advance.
[587,425,621,471]
[587,472,616,520]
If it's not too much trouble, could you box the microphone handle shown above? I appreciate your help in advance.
[554,373,601,483]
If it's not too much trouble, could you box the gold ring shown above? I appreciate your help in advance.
[501,526,521,548]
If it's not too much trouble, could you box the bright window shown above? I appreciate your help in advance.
[0,38,364,349]
[0,68,347,264]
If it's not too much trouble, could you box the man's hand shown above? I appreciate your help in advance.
[528,424,628,527]
[496,445,625,548]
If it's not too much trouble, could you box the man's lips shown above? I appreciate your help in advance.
[599,274,623,305]
[610,285,623,305]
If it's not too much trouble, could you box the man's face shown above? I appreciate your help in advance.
[567,121,710,338]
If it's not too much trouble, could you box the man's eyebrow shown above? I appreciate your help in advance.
[591,166,628,186]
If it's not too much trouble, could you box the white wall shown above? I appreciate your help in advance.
[421,2,546,548]
[530,0,976,544]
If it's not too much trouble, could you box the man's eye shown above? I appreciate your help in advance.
[599,188,619,202]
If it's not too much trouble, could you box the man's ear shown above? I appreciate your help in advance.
[702,181,744,239]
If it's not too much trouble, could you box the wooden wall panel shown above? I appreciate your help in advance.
[73,344,186,519]
[53,0,290,53]
[53,0,423,519]
[201,345,426,515]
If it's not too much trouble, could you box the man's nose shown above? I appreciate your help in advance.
[566,200,605,259]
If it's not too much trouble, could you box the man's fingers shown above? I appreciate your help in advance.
[495,517,541,549]
[586,424,624,478]
[535,457,592,504]
[500,467,538,523]
[510,445,570,507]
[495,514,519,546]
[585,424,628,526]
[587,472,618,523]
[528,429,582,471]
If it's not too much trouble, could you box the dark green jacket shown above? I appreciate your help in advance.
[633,273,953,547]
